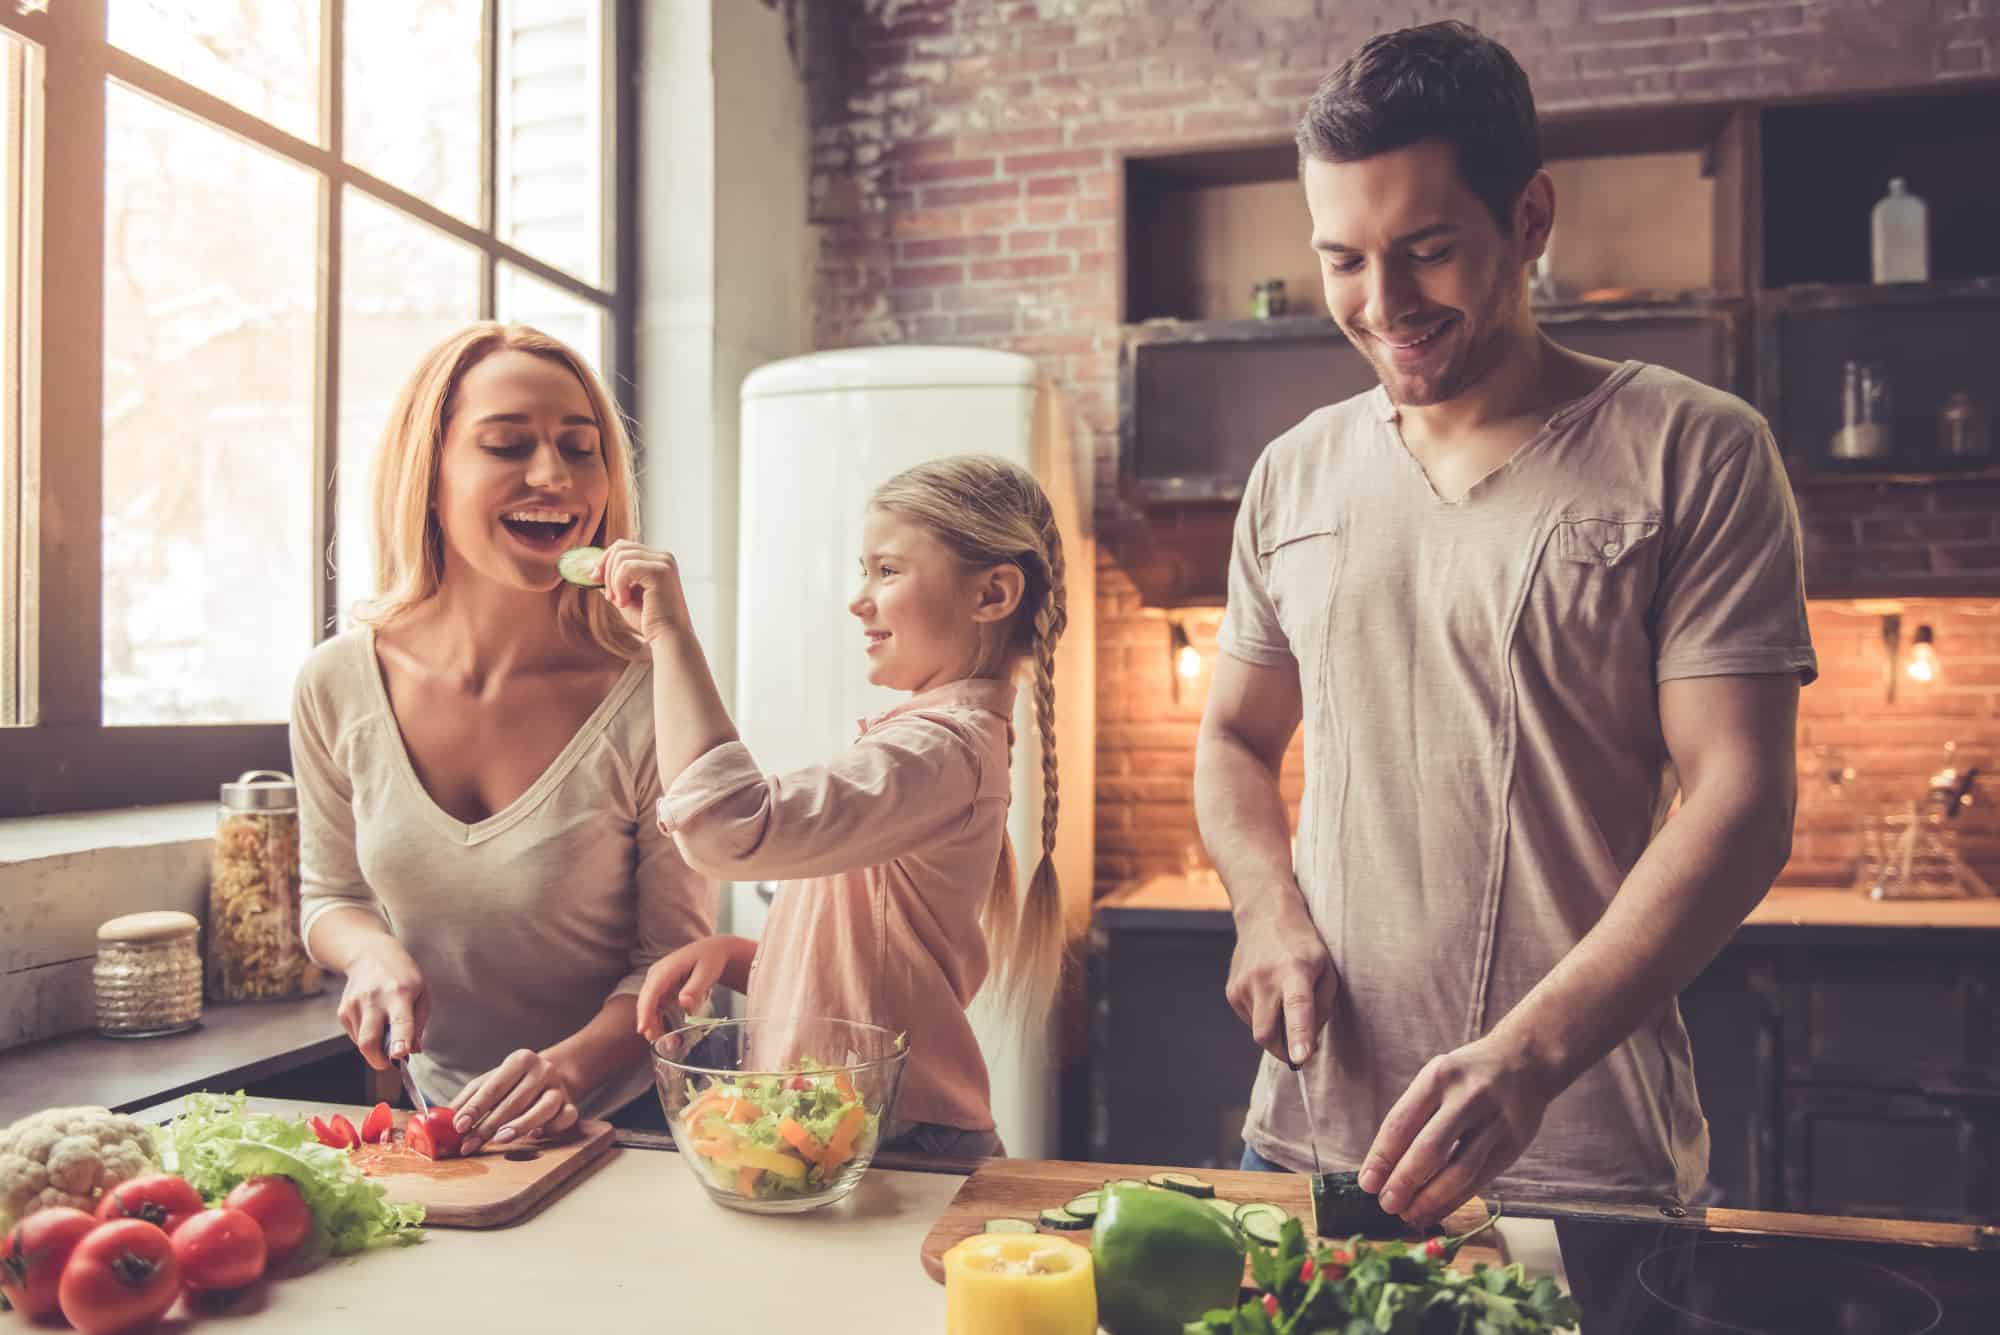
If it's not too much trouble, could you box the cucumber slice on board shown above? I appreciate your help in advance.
[1061,1192,1102,1220]
[1039,1206,1089,1230]
[982,1218,1038,1234]
[1102,1177,1146,1191]
[1148,1172,1215,1198]
[1203,1197,1242,1222]
[1233,1202,1290,1247]
[557,545,605,587]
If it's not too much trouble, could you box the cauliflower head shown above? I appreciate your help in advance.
[0,1105,157,1232]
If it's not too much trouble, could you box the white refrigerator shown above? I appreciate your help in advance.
[727,346,1094,1159]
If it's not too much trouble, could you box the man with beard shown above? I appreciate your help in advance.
[1193,21,1816,1318]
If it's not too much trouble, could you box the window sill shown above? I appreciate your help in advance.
[0,800,213,864]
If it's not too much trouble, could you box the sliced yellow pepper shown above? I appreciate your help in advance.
[943,1234,1096,1335]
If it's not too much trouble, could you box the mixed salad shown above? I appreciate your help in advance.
[675,1061,877,1200]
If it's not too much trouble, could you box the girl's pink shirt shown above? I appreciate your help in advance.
[657,678,1016,1130]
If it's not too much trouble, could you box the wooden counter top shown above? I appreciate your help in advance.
[0,990,346,1126]
[1095,876,2000,942]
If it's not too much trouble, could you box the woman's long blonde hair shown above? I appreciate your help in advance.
[351,322,644,660]
[869,454,1068,1021]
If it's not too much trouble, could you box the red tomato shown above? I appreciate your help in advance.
[327,1113,360,1149]
[422,1106,463,1158]
[223,1176,311,1262]
[404,1117,437,1159]
[95,1173,204,1235]
[0,1206,97,1319]
[57,1219,180,1335]
[308,1114,340,1147]
[171,1208,267,1294]
[361,1100,394,1145]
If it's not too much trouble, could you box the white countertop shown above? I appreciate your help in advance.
[150,1145,960,1332]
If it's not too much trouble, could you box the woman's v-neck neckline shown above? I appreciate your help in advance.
[362,627,645,845]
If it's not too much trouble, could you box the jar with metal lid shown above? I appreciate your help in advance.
[95,911,203,1037]
[209,769,321,1002]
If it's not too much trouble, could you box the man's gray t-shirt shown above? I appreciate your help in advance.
[1219,361,1816,1203]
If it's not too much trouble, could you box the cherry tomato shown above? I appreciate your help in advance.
[361,1101,394,1145]
[1262,1292,1280,1317]
[171,1207,267,1294]
[224,1176,311,1262]
[57,1219,180,1335]
[0,1206,97,1319]
[1424,1237,1448,1261]
[95,1173,204,1236]
[422,1106,463,1158]
[1299,1255,1316,1283]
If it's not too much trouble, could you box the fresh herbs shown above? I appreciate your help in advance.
[1187,1212,1580,1335]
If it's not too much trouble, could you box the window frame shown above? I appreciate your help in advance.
[0,0,637,816]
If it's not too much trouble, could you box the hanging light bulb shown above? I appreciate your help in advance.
[1907,624,1938,682]
[1168,619,1202,702]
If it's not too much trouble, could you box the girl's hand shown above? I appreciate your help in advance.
[598,539,694,645]
[452,1049,581,1155]
[636,936,750,1042]
[338,937,429,1070]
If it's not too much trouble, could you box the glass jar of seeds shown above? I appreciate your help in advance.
[208,770,321,1002]
[95,911,203,1037]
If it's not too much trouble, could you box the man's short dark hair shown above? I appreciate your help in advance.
[1296,21,1542,231]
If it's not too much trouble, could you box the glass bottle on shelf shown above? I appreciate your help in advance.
[1870,177,1929,284]
[1830,360,1892,460]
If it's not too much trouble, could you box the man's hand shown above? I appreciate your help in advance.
[1226,899,1338,1067]
[1356,1032,1558,1226]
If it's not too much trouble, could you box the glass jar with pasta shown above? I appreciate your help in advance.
[208,769,322,1002]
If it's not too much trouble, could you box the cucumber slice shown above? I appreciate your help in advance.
[1234,1201,1290,1247]
[982,1218,1038,1234]
[1061,1192,1101,1220]
[557,545,605,587]
[1102,1177,1146,1191]
[1203,1197,1242,1221]
[1039,1206,1089,1230]
[1149,1172,1215,1198]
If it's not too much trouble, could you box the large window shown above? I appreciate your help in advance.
[0,0,631,814]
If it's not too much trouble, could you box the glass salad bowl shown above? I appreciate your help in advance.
[652,1016,909,1214]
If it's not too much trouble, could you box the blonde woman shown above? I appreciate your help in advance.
[609,455,1068,1160]
[294,323,715,1151]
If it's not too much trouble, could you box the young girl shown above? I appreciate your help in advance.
[601,454,1067,1157]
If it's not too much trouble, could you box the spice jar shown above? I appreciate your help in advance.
[1939,391,1991,460]
[209,770,320,1002]
[95,911,203,1037]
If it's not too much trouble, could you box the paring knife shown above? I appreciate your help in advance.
[397,1057,430,1120]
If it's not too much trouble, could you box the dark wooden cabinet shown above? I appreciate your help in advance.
[1090,887,2000,1222]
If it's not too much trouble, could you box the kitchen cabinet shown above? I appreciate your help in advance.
[1089,880,2000,1222]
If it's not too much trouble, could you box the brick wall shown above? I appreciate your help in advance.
[806,0,2000,893]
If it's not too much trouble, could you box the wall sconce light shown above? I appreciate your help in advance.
[1169,619,1201,702]
[1907,624,1938,683]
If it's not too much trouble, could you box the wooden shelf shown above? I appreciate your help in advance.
[1763,277,2000,313]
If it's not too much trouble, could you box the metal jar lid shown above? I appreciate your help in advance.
[220,769,296,810]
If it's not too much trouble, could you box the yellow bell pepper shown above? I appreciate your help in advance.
[942,1233,1095,1335]
[718,1142,809,1183]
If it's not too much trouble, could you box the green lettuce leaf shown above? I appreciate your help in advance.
[162,1092,424,1260]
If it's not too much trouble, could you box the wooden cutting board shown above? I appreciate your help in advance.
[320,1103,617,1228]
[918,1158,1504,1286]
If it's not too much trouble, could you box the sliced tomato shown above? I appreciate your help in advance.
[308,1114,340,1147]
[0,1206,98,1320]
[58,1219,180,1335]
[327,1113,360,1149]
[404,1117,437,1159]
[95,1173,203,1236]
[360,1100,394,1145]
[422,1106,463,1158]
